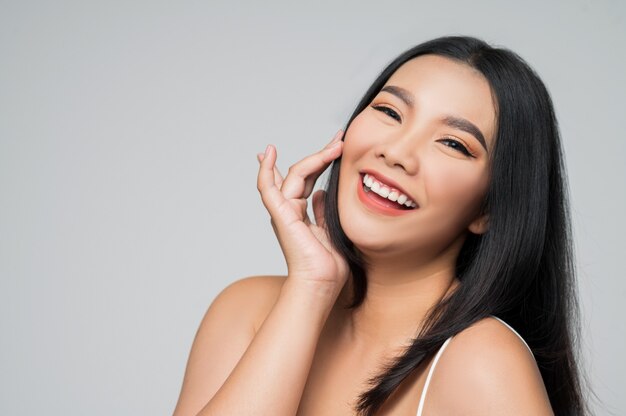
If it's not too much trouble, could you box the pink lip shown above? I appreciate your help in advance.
[359,169,417,203]
[356,171,417,217]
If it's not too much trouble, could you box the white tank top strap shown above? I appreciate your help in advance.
[414,315,533,416]
[490,315,534,356]
[415,336,453,416]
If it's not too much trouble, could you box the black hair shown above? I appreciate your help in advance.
[323,36,589,415]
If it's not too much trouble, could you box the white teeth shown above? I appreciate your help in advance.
[362,174,416,208]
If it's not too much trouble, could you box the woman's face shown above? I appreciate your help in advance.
[337,54,497,261]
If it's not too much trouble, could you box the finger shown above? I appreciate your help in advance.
[257,145,278,194]
[257,145,305,230]
[294,198,311,226]
[280,139,343,200]
[257,129,342,197]
[323,129,343,148]
[257,145,287,216]
[312,189,327,229]
[257,152,284,189]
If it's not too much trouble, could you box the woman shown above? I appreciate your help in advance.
[173,36,587,415]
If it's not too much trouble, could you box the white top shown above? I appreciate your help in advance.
[415,316,533,416]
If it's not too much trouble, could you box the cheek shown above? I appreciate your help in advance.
[337,113,381,215]
[427,163,489,218]
[342,112,383,156]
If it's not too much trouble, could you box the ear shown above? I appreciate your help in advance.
[468,212,489,235]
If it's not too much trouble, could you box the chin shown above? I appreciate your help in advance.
[338,212,401,253]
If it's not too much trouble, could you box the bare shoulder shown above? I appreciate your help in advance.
[210,275,288,331]
[426,316,554,415]
[173,275,287,416]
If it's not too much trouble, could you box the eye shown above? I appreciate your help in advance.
[438,137,475,158]
[371,105,401,122]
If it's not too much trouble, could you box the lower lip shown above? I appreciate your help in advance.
[356,175,414,217]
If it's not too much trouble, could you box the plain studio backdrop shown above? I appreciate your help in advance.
[1,0,624,414]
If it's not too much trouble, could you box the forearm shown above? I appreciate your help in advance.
[196,278,340,416]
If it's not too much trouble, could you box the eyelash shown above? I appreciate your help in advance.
[371,104,475,158]
[371,105,401,122]
[437,137,475,158]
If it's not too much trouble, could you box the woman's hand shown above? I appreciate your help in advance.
[257,130,349,293]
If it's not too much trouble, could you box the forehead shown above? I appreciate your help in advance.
[384,54,497,146]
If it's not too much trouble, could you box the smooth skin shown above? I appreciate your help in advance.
[173,55,554,416]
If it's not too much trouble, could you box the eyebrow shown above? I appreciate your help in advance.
[380,85,488,152]
[443,116,488,152]
[381,85,414,107]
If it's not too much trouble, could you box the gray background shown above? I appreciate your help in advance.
[1,0,624,414]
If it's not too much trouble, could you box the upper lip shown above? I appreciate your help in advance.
[359,169,417,204]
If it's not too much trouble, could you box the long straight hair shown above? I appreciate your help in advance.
[323,36,588,415]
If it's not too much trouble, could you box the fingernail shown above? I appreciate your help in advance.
[328,129,343,145]
[264,145,271,156]
[328,140,342,149]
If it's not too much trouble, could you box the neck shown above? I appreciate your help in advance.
[334,244,462,355]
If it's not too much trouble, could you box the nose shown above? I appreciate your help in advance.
[374,132,420,174]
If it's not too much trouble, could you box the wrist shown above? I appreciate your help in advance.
[280,276,342,308]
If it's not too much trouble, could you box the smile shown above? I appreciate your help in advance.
[363,174,417,208]
[357,172,417,216]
